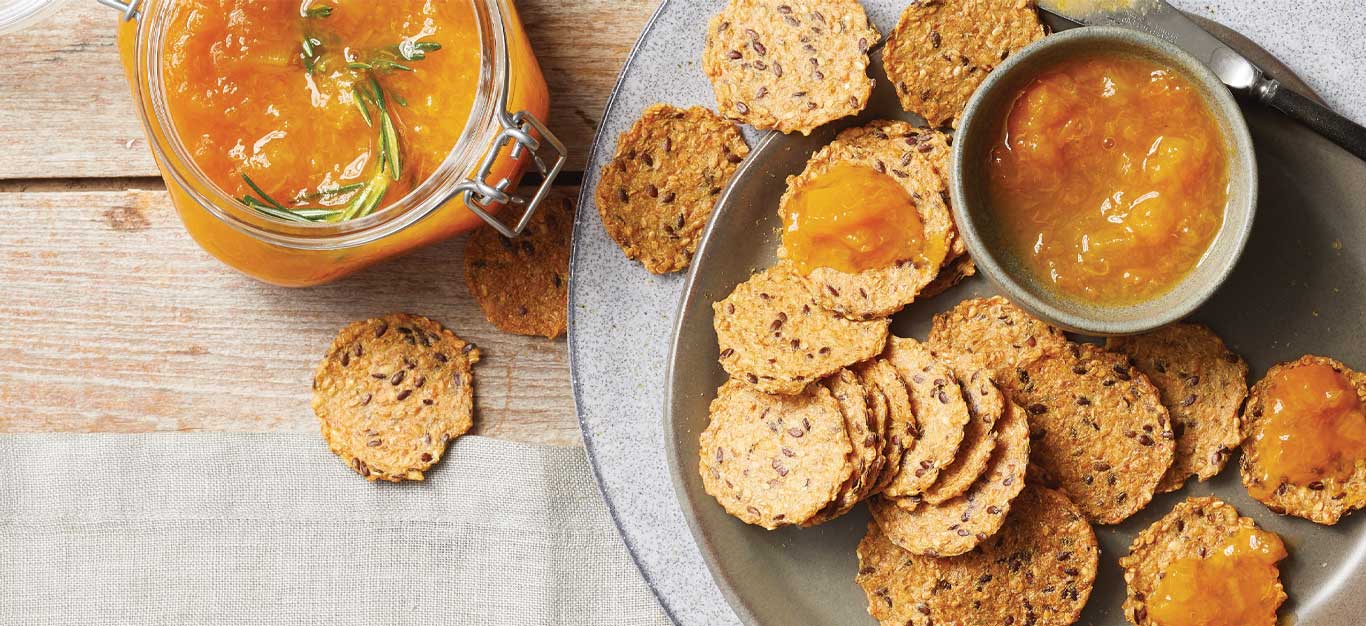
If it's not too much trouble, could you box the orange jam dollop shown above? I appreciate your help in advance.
[781,163,931,274]
[1249,362,1366,498]
[162,0,480,222]
[1148,527,1287,626]
[984,52,1229,304]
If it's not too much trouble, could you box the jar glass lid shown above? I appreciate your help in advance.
[0,0,65,35]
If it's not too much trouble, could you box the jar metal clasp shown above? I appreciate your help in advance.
[456,105,567,238]
[95,0,140,21]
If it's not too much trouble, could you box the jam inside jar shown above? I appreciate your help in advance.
[116,0,556,286]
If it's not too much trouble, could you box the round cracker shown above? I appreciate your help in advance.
[1106,323,1248,493]
[927,295,1068,384]
[595,104,749,274]
[856,484,1097,626]
[804,369,884,526]
[1240,355,1366,525]
[699,380,854,529]
[463,192,573,338]
[870,399,1028,556]
[778,121,957,319]
[714,264,890,395]
[881,338,972,499]
[312,314,481,482]
[703,0,880,135]
[1008,343,1175,524]
[1120,496,1286,626]
[922,366,1003,504]
[863,358,917,494]
[883,0,1045,128]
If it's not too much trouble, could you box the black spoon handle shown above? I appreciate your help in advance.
[1257,78,1366,162]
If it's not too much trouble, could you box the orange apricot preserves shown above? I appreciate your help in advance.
[984,52,1228,305]
[162,0,480,221]
[1247,361,1366,499]
[781,163,928,275]
[1148,527,1287,626]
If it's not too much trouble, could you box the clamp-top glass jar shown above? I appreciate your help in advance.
[104,0,562,286]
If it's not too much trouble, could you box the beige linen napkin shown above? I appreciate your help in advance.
[0,433,671,626]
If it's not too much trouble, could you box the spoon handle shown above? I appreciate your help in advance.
[1256,78,1366,162]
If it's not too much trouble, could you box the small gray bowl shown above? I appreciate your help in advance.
[951,26,1257,336]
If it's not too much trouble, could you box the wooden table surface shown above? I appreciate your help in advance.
[0,1,658,446]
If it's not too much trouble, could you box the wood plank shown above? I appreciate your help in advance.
[0,186,581,446]
[0,0,657,179]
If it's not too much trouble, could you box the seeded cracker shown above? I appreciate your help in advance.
[881,338,971,499]
[463,191,573,338]
[883,0,1045,128]
[1008,343,1174,525]
[858,359,916,494]
[596,104,749,274]
[714,264,891,395]
[699,380,854,529]
[1107,324,1248,493]
[703,0,880,135]
[856,485,1098,626]
[804,369,885,526]
[922,366,1003,504]
[312,314,480,482]
[927,295,1068,383]
[870,398,1028,556]
[778,121,958,319]
[1120,497,1286,626]
[1240,355,1366,525]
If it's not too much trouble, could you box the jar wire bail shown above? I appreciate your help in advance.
[94,0,140,21]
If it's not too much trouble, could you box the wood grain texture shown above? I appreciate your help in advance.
[0,0,660,179]
[0,187,580,446]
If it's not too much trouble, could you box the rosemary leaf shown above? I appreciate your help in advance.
[347,61,374,70]
[381,110,401,180]
[240,173,288,211]
[305,5,333,18]
[351,85,373,127]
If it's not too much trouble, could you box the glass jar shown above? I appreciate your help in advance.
[106,0,563,287]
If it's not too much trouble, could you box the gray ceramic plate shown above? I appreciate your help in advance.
[570,3,1366,625]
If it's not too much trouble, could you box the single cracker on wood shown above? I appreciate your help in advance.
[703,0,880,134]
[312,314,481,482]
[856,484,1098,626]
[714,263,890,395]
[1007,343,1174,525]
[699,380,854,529]
[463,191,573,339]
[596,104,749,273]
[1240,355,1366,525]
[778,121,958,319]
[1120,496,1287,626]
[883,0,1045,128]
[1107,323,1248,492]
[870,398,1028,557]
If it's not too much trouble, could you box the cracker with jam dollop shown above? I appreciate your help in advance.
[883,0,1045,128]
[596,104,749,274]
[703,0,880,135]
[870,398,1028,557]
[927,295,1068,384]
[1007,343,1174,525]
[778,121,959,319]
[1107,323,1248,493]
[856,484,1097,626]
[1120,497,1287,626]
[1240,355,1366,525]
[312,314,481,482]
[699,380,855,529]
[463,191,573,339]
[714,264,890,395]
